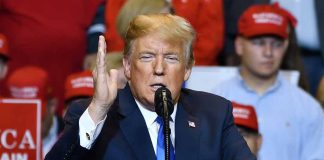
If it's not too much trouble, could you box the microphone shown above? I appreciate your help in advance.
[154,87,174,117]
[154,87,174,160]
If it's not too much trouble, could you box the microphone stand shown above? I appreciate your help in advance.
[162,90,171,160]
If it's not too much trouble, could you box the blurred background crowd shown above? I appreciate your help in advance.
[0,0,324,159]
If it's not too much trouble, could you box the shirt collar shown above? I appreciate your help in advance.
[135,99,177,127]
[267,72,283,93]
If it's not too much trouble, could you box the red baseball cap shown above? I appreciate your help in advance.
[7,66,52,119]
[232,101,259,132]
[238,3,297,39]
[0,33,9,59]
[7,66,51,100]
[64,70,94,102]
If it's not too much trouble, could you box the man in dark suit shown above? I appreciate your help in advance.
[46,13,255,160]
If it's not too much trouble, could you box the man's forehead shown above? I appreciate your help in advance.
[245,34,285,41]
[137,32,183,44]
[132,34,184,53]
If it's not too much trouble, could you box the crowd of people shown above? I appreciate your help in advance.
[0,0,324,159]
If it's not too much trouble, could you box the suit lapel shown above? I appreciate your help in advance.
[175,94,200,160]
[118,85,156,160]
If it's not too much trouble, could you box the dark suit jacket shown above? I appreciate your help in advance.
[45,85,255,160]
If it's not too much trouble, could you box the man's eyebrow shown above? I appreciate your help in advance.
[138,51,155,55]
[164,51,179,55]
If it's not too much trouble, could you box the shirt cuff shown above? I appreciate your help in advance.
[79,108,106,149]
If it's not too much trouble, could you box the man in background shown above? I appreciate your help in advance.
[63,70,94,116]
[232,102,262,156]
[213,4,324,160]
[7,66,64,158]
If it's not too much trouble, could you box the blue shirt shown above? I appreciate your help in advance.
[213,71,324,160]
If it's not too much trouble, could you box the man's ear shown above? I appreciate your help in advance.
[184,61,194,81]
[235,36,244,56]
[123,56,131,80]
[184,67,192,81]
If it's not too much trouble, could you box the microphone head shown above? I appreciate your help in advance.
[154,87,174,117]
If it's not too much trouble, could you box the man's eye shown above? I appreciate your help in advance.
[167,57,178,60]
[139,54,154,61]
[251,39,264,46]
[165,56,179,62]
[272,41,284,48]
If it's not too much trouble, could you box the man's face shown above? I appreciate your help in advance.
[124,33,192,110]
[235,36,288,79]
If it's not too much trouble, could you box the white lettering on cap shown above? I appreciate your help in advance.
[9,86,39,98]
[71,77,94,89]
[233,108,250,119]
[252,12,283,26]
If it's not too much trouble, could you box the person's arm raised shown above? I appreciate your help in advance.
[44,36,119,158]
[88,35,118,124]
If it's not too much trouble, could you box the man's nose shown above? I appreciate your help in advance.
[263,43,274,57]
[153,56,165,75]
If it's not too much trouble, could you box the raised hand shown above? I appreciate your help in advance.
[88,35,118,123]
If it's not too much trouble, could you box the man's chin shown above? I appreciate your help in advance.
[256,70,278,79]
[143,103,155,111]
[138,98,155,111]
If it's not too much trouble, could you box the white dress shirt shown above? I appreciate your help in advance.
[78,99,177,154]
[136,100,177,154]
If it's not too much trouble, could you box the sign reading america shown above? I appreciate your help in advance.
[0,99,41,160]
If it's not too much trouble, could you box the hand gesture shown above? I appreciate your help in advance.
[88,36,118,123]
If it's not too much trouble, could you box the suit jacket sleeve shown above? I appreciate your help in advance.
[45,99,91,160]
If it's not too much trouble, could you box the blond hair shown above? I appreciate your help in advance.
[124,13,196,67]
[116,0,170,39]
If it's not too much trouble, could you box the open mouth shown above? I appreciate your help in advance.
[150,83,166,90]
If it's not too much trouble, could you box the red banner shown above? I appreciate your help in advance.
[0,99,42,160]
